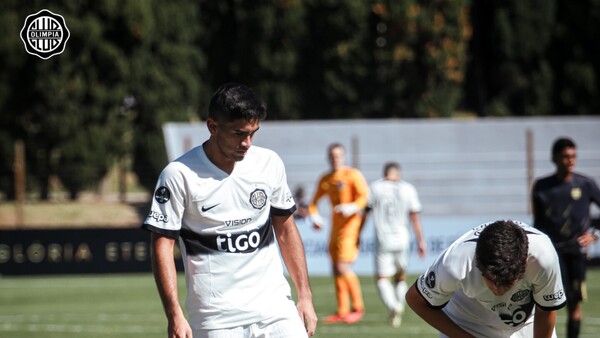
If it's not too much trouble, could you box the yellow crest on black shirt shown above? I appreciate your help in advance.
[571,187,582,200]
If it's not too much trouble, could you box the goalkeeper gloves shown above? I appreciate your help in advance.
[334,203,359,217]
[310,213,325,230]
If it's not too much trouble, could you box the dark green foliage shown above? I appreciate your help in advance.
[298,0,373,119]
[198,0,306,120]
[1,1,131,199]
[465,0,556,116]
[549,0,600,115]
[0,0,598,200]
[370,0,471,117]
[125,1,207,192]
[0,0,207,198]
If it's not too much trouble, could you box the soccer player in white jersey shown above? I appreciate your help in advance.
[362,162,426,327]
[406,220,566,338]
[142,83,317,338]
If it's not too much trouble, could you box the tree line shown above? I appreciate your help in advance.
[0,0,598,200]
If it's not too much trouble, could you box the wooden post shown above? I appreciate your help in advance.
[119,157,127,203]
[14,141,26,227]
[351,134,359,169]
[526,129,534,215]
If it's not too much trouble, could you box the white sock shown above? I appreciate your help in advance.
[377,279,398,312]
[395,280,408,312]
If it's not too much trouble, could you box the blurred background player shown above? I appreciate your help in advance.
[406,220,566,338]
[531,137,600,338]
[308,143,369,324]
[362,162,426,327]
[143,83,317,338]
[293,186,310,220]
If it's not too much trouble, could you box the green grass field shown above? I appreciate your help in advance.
[1,271,600,337]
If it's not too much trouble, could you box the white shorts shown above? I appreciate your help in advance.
[193,316,308,338]
[375,249,408,277]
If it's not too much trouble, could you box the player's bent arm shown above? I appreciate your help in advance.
[150,233,192,338]
[352,171,369,210]
[358,207,371,236]
[272,214,318,336]
[307,181,327,230]
[533,305,557,338]
[410,212,427,257]
[307,179,326,217]
[405,284,476,338]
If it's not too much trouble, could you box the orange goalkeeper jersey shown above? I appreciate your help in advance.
[309,167,368,261]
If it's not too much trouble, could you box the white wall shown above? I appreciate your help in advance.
[163,117,600,275]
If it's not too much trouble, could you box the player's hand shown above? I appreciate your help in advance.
[577,231,596,248]
[296,298,318,336]
[417,240,427,258]
[310,213,325,231]
[334,203,359,217]
[168,314,193,338]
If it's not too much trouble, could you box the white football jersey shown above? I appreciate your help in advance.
[415,221,566,338]
[143,145,297,330]
[368,179,422,251]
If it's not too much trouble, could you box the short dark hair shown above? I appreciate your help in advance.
[551,137,576,157]
[383,162,400,176]
[475,220,528,288]
[327,143,344,153]
[207,83,267,122]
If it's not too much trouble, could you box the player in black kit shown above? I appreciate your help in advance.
[532,137,600,338]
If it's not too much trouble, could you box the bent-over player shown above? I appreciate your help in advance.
[406,220,566,338]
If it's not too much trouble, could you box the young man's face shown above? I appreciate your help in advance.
[328,146,345,171]
[386,167,401,181]
[209,117,260,162]
[553,146,577,176]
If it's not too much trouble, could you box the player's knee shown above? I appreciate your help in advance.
[333,262,351,275]
[394,272,405,283]
[569,303,582,320]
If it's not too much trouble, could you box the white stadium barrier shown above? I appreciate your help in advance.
[163,117,600,275]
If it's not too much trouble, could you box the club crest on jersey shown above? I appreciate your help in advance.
[571,187,582,200]
[426,271,436,288]
[249,188,267,209]
[154,186,171,204]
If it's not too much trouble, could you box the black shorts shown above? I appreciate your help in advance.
[557,250,587,303]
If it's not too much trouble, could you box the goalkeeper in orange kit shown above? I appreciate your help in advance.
[308,143,369,324]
